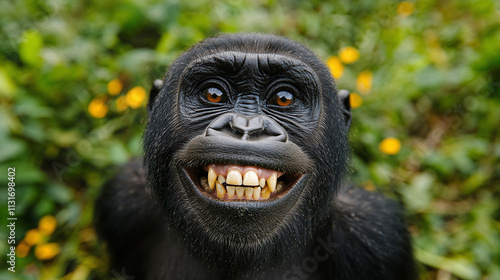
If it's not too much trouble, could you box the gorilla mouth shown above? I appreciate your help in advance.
[187,164,301,201]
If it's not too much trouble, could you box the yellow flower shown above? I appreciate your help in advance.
[126,86,147,108]
[356,70,373,95]
[326,56,344,79]
[82,256,100,269]
[38,215,57,236]
[35,243,60,260]
[339,47,360,64]
[364,181,376,191]
[107,79,123,95]
[349,93,363,109]
[79,228,97,243]
[379,137,401,155]
[88,97,109,119]
[115,96,128,112]
[397,2,414,17]
[16,241,31,258]
[24,229,41,246]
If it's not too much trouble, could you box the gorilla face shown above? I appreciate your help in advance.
[144,34,350,275]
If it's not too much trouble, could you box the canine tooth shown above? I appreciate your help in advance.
[218,175,225,184]
[253,187,261,200]
[243,170,259,186]
[227,170,242,185]
[276,181,284,192]
[216,182,226,198]
[261,186,271,199]
[236,187,245,199]
[226,186,235,198]
[259,178,266,188]
[245,187,253,199]
[208,167,216,190]
[267,173,277,192]
[200,177,210,191]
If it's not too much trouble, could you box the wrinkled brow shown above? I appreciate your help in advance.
[186,52,310,77]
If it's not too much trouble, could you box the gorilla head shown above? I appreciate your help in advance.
[144,33,351,276]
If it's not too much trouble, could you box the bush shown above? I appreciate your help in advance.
[0,0,498,279]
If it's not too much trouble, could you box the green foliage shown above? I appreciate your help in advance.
[0,0,498,279]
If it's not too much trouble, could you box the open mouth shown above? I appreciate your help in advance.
[186,164,302,201]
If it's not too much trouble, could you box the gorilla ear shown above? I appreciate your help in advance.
[338,89,352,129]
[148,79,164,113]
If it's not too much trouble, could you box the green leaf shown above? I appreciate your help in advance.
[19,30,44,66]
[0,67,17,98]
[401,173,434,212]
[45,183,74,204]
[34,197,55,217]
[416,248,481,280]
[0,162,46,185]
[0,135,25,162]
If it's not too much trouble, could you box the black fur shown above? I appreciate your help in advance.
[95,33,417,279]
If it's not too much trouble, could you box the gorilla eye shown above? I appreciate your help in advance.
[204,87,226,103]
[275,91,294,107]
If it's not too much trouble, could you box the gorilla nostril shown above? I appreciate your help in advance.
[231,116,264,140]
[206,113,287,142]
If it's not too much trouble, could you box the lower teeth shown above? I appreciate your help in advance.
[199,176,283,200]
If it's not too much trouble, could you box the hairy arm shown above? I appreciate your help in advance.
[326,186,418,280]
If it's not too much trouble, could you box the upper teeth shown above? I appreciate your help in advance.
[227,170,243,185]
[267,173,277,192]
[200,165,285,200]
[208,168,216,190]
[243,170,258,186]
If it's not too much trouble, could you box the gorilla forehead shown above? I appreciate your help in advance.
[181,51,320,90]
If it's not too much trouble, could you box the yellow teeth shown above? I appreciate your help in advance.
[267,173,277,192]
[236,187,245,199]
[216,181,226,198]
[200,177,210,191]
[259,178,266,188]
[261,186,271,199]
[226,186,235,198]
[218,175,225,184]
[276,181,284,192]
[208,167,216,190]
[245,187,254,199]
[253,187,261,200]
[200,167,287,200]
[243,170,259,186]
[227,170,242,185]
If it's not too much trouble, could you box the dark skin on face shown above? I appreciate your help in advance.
[95,34,418,280]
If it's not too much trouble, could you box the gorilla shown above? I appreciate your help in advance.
[95,33,417,280]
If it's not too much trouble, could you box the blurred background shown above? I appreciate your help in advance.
[0,0,499,279]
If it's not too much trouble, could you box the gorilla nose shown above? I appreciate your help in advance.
[206,113,288,142]
[232,115,264,140]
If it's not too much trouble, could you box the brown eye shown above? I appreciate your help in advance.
[205,87,225,103]
[275,91,294,106]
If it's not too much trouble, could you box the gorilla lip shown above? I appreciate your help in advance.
[186,164,301,201]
